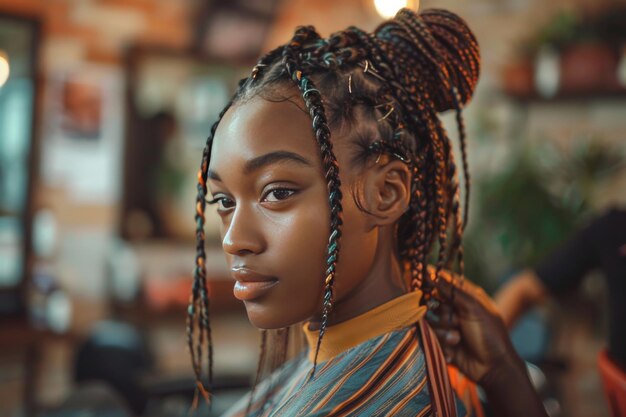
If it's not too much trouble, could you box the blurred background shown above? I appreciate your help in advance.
[0,0,625,416]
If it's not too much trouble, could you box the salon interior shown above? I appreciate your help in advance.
[1,0,625,416]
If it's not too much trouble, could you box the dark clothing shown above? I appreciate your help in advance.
[534,208,626,368]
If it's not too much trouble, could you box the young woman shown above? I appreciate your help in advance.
[189,8,548,417]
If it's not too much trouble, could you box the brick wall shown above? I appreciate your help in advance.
[0,0,191,67]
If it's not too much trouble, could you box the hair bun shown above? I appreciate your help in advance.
[375,8,480,113]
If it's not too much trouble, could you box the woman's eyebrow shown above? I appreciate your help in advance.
[244,150,312,174]
[207,170,221,181]
[207,151,312,181]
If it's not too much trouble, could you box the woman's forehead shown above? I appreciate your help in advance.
[210,96,318,166]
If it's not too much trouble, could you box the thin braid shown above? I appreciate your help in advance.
[188,100,234,405]
[408,162,427,291]
[282,27,344,377]
[305,78,343,376]
[452,88,470,229]
[431,134,450,282]
[445,150,465,274]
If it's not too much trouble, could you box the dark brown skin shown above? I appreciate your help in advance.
[208,93,411,329]
[429,275,549,417]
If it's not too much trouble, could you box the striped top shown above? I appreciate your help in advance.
[222,292,472,417]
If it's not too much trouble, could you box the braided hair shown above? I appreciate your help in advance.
[188,7,479,409]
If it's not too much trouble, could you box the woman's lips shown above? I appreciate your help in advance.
[233,280,278,301]
[231,267,278,301]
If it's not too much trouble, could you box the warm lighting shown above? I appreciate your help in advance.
[373,0,419,19]
[0,51,9,88]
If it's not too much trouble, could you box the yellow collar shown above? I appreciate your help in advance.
[303,291,426,362]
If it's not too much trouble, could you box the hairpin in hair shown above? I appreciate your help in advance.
[348,73,353,94]
[374,101,394,109]
[391,148,409,163]
[368,141,383,164]
[358,60,386,82]
[377,105,395,122]
[368,140,410,164]
[251,63,267,80]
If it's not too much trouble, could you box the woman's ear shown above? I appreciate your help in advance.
[361,155,411,226]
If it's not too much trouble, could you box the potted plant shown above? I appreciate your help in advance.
[503,6,626,98]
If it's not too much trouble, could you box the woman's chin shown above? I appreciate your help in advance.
[244,302,312,330]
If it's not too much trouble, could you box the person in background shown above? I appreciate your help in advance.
[494,207,626,415]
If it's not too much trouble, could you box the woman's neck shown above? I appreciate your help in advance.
[308,226,406,329]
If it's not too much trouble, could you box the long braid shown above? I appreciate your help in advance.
[408,154,429,291]
[305,79,343,377]
[453,88,470,229]
[188,100,234,406]
[445,148,464,271]
[281,27,344,377]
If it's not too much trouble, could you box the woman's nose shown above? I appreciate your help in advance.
[222,206,265,256]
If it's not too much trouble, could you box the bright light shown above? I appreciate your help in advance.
[373,0,419,19]
[0,51,9,88]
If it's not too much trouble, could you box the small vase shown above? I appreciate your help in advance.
[534,45,560,99]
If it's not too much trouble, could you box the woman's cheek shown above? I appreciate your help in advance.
[276,207,327,281]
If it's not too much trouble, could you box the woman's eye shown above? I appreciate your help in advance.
[262,188,296,202]
[207,196,235,211]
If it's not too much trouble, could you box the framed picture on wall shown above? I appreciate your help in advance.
[41,65,125,204]
[58,73,104,141]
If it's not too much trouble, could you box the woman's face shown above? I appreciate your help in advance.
[208,93,379,329]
